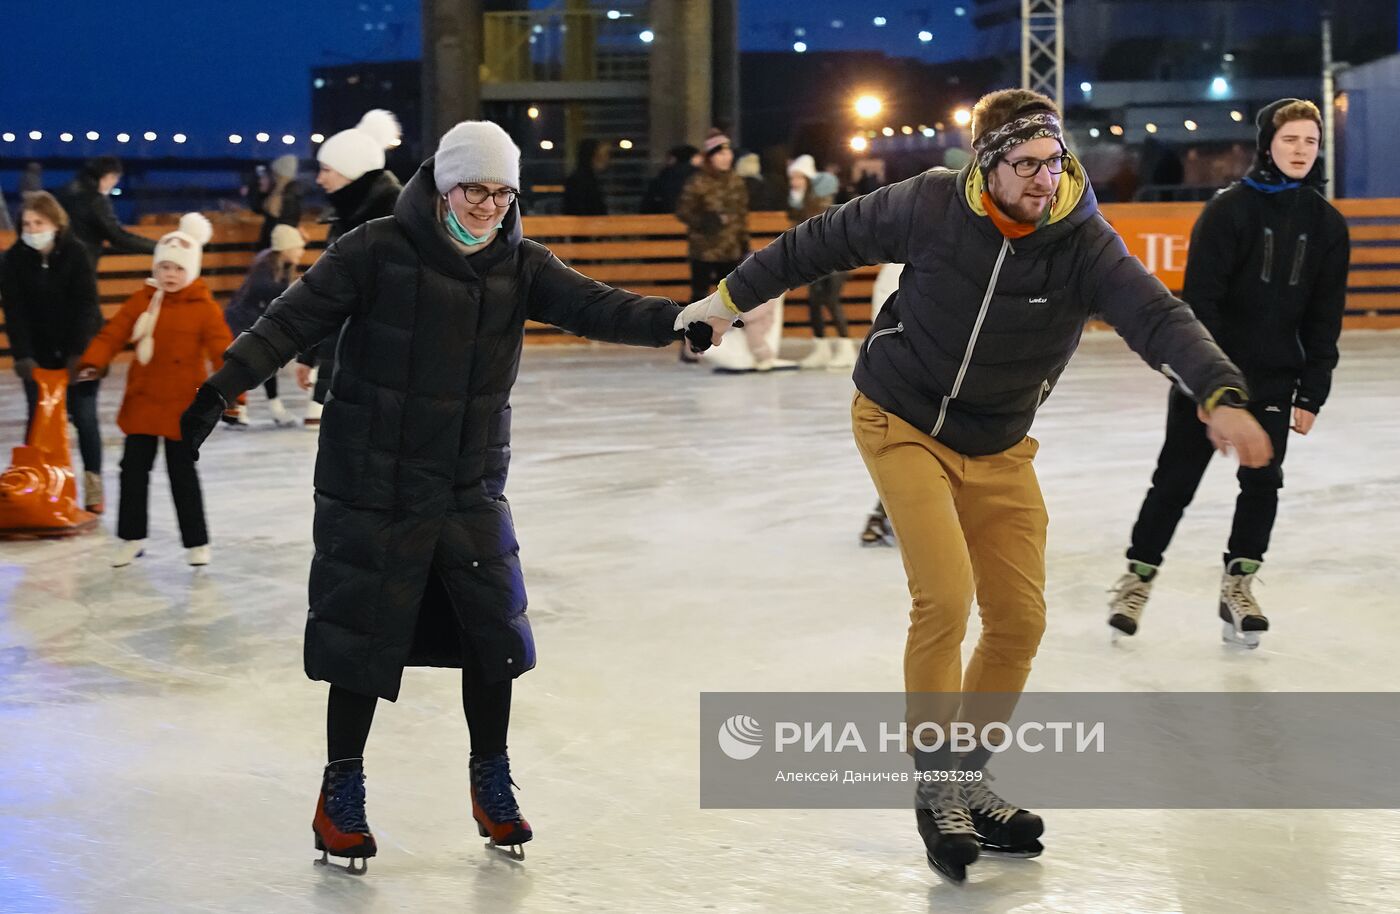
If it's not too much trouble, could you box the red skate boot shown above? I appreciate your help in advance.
[312,759,376,874]
[471,753,532,859]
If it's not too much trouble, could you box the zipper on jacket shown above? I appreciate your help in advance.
[1288,233,1308,286]
[865,321,903,352]
[1259,227,1275,283]
[931,237,1012,437]
[1037,378,1051,406]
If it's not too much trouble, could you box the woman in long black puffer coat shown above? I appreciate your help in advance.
[181,120,710,871]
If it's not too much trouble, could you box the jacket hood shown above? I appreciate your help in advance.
[394,156,522,280]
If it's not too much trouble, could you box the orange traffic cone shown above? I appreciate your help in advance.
[0,367,99,538]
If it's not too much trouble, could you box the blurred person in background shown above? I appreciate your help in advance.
[222,224,306,428]
[57,156,155,265]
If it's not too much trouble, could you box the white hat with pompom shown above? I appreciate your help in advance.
[152,212,213,284]
[317,109,401,182]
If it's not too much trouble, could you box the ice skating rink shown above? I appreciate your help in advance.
[3,331,1399,914]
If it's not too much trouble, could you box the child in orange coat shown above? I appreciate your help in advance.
[78,213,230,568]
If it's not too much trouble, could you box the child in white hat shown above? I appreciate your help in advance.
[77,213,231,568]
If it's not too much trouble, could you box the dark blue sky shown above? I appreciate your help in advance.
[0,2,974,158]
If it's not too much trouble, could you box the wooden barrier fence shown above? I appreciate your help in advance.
[2,199,1399,362]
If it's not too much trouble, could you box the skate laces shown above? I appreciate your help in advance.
[473,754,523,823]
[1109,574,1152,620]
[325,768,370,833]
[963,777,1019,825]
[1224,570,1264,616]
[918,782,976,835]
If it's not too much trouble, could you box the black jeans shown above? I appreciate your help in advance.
[24,378,102,475]
[1127,390,1292,567]
[326,620,512,763]
[116,435,209,547]
[807,272,850,338]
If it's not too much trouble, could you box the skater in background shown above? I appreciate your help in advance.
[859,262,904,547]
[0,192,105,512]
[76,214,228,568]
[221,224,306,428]
[56,156,156,266]
[674,87,1272,883]
[294,109,402,426]
[562,138,610,216]
[179,121,709,872]
[1107,99,1349,649]
[676,130,748,363]
[639,144,699,215]
[251,154,304,251]
[787,155,857,372]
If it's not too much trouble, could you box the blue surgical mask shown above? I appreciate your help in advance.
[443,203,497,246]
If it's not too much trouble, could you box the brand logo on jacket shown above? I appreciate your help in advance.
[1029,297,1048,304]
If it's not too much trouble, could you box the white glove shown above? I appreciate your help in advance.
[673,290,740,332]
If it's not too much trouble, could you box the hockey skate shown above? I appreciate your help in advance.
[963,773,1044,858]
[312,760,376,874]
[860,508,895,547]
[1107,562,1157,641]
[914,780,981,884]
[1219,558,1268,649]
[471,753,532,860]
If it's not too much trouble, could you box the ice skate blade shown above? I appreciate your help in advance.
[978,838,1044,859]
[485,840,526,861]
[1220,622,1261,649]
[315,850,369,875]
[927,853,969,885]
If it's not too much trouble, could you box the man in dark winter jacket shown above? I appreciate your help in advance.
[639,144,699,214]
[562,138,610,216]
[179,120,708,871]
[675,88,1272,883]
[56,157,156,265]
[1108,98,1349,649]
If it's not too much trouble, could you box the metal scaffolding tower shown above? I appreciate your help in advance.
[1021,0,1064,110]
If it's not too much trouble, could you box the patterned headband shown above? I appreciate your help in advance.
[973,111,1064,171]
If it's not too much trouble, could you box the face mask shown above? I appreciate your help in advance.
[788,189,805,209]
[443,202,497,246]
[22,231,55,250]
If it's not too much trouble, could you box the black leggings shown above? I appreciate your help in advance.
[807,272,850,338]
[326,625,512,763]
[263,376,278,400]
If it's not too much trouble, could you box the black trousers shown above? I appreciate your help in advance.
[116,435,208,547]
[23,378,102,474]
[326,623,512,763]
[807,272,850,338]
[689,259,739,304]
[1127,390,1292,567]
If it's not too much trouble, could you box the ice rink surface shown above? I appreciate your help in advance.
[3,331,1398,913]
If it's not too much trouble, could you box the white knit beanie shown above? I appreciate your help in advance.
[317,109,401,181]
[270,154,299,180]
[433,121,521,195]
[787,154,817,180]
[270,224,305,252]
[152,213,213,284]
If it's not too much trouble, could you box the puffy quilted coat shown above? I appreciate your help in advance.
[209,156,682,700]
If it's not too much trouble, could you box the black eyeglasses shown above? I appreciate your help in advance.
[1004,154,1071,178]
[457,184,518,207]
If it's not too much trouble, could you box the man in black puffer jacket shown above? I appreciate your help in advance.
[180,120,705,870]
[675,88,1272,883]
[1108,98,1349,649]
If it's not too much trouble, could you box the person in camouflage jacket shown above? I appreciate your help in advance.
[676,131,750,300]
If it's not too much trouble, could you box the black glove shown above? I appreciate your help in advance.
[13,357,36,381]
[180,384,228,462]
[679,319,746,354]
